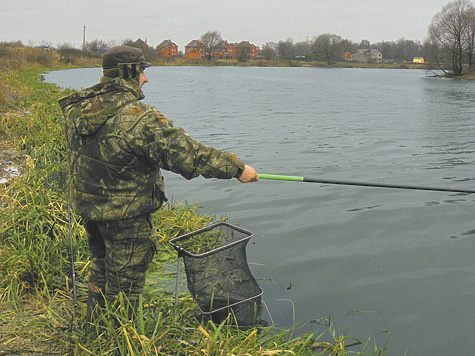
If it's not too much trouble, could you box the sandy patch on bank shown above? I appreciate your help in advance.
[0,141,24,184]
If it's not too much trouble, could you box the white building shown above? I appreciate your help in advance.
[353,49,382,63]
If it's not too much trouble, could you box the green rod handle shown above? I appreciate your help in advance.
[259,174,303,182]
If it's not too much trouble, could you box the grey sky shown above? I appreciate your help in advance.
[1,0,455,49]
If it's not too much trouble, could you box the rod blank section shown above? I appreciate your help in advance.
[258,174,475,194]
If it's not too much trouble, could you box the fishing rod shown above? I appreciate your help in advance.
[45,173,78,307]
[45,171,78,356]
[66,195,78,308]
[258,174,475,194]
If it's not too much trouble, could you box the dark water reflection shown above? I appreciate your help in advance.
[46,67,474,356]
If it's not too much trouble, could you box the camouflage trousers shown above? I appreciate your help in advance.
[85,214,157,303]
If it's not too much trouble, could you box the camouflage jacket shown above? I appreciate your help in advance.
[59,76,245,221]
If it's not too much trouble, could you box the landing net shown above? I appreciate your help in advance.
[169,222,263,326]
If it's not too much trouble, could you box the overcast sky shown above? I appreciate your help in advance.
[1,0,455,49]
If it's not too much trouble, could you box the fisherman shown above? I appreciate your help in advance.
[58,45,259,323]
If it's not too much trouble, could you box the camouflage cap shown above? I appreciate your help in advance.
[102,46,151,70]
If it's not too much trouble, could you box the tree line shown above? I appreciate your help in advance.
[260,36,425,64]
[73,0,475,76]
[2,0,473,76]
[265,0,475,75]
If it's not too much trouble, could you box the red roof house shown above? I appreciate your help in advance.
[156,39,178,57]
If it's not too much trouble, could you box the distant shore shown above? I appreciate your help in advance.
[150,57,475,79]
[153,57,431,69]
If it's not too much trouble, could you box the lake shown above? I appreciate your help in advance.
[46,66,475,356]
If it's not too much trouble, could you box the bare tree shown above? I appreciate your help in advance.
[122,39,137,47]
[200,30,222,60]
[86,39,110,54]
[358,39,371,49]
[423,38,447,72]
[277,38,295,60]
[339,39,358,56]
[58,43,86,64]
[236,42,252,62]
[294,41,310,57]
[467,6,475,67]
[428,0,475,76]
[261,42,277,60]
[312,33,342,66]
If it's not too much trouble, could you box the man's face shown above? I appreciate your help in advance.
[139,69,148,91]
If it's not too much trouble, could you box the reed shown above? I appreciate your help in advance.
[0,48,387,355]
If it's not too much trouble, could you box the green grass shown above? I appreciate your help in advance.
[0,48,387,355]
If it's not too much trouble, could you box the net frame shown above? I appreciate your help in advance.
[169,222,263,325]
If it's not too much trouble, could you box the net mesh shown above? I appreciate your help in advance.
[169,222,263,326]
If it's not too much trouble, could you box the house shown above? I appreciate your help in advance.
[413,57,425,64]
[134,38,149,54]
[184,39,260,60]
[353,49,382,63]
[226,43,238,59]
[343,51,354,61]
[214,40,234,59]
[156,39,178,57]
[214,41,260,60]
[184,40,206,59]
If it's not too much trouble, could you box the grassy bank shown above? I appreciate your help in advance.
[0,47,386,355]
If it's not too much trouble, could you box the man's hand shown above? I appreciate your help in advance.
[238,165,259,183]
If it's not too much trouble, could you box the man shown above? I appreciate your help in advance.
[58,46,259,323]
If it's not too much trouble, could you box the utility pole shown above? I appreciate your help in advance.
[306,36,309,58]
[82,25,86,51]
